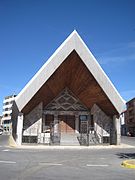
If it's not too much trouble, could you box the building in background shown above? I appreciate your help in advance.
[1,94,16,134]
[120,111,127,136]
[125,98,135,136]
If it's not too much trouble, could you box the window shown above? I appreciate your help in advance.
[42,114,54,133]
[4,102,9,105]
[4,114,8,117]
[4,120,10,124]
[79,115,87,121]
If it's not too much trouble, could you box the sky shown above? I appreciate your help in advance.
[0,0,135,115]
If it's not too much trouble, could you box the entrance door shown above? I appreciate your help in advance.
[59,115,75,133]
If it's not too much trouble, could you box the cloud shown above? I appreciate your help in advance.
[98,54,135,65]
[97,41,135,65]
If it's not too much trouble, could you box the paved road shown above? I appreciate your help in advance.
[121,136,135,146]
[0,135,9,146]
[0,135,135,180]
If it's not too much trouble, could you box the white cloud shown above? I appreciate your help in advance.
[98,53,135,65]
[97,41,135,65]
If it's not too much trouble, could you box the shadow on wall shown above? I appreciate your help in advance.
[91,104,112,136]
[116,153,135,159]
[23,103,43,135]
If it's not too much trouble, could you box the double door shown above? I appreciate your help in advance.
[58,115,75,133]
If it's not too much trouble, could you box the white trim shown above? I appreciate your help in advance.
[15,30,125,114]
[86,164,109,167]
[0,160,16,164]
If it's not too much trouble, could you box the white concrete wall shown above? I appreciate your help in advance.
[91,104,112,141]
[23,102,43,136]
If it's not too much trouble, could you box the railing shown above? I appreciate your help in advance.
[94,130,102,144]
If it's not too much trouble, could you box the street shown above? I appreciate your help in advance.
[0,135,135,180]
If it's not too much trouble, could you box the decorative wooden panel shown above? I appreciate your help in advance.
[44,88,88,111]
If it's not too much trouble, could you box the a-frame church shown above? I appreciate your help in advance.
[12,31,125,146]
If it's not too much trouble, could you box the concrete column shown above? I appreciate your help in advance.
[16,113,23,145]
[54,114,59,134]
[110,115,121,145]
[75,114,79,133]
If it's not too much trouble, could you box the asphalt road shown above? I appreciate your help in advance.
[0,135,135,180]
[121,136,135,146]
[0,134,9,146]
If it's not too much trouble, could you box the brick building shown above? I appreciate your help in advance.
[125,98,135,136]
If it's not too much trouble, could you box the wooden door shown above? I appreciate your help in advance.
[58,115,75,133]
[59,115,67,132]
[66,115,75,133]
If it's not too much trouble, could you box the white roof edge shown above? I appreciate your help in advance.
[15,30,76,102]
[15,30,125,114]
[74,32,126,106]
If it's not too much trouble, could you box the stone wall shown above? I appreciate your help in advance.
[23,102,43,136]
[91,104,112,142]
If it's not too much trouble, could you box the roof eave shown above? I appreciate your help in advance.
[15,30,125,114]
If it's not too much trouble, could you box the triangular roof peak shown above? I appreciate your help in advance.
[15,31,125,114]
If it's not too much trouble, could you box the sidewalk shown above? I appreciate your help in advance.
[8,135,135,150]
[10,143,135,150]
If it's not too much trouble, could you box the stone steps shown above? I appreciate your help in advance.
[60,133,80,146]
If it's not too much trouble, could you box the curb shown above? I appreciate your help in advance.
[8,135,17,148]
[12,143,134,150]
[122,160,135,169]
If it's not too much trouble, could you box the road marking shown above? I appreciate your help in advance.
[0,160,16,164]
[3,149,10,152]
[39,163,62,166]
[86,164,109,167]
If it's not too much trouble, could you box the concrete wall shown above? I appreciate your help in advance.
[23,102,43,136]
[91,104,112,142]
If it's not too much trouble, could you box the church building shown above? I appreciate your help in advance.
[12,31,125,146]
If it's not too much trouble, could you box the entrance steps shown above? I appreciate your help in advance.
[60,133,80,146]
[59,133,99,146]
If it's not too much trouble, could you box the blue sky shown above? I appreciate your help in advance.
[0,0,135,114]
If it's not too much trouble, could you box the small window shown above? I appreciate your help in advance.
[42,114,54,133]
[79,115,87,121]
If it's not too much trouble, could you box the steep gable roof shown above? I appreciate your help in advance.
[15,30,125,114]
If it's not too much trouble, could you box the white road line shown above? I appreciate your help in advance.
[86,164,109,167]
[39,163,62,166]
[0,160,16,164]
[3,149,10,152]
